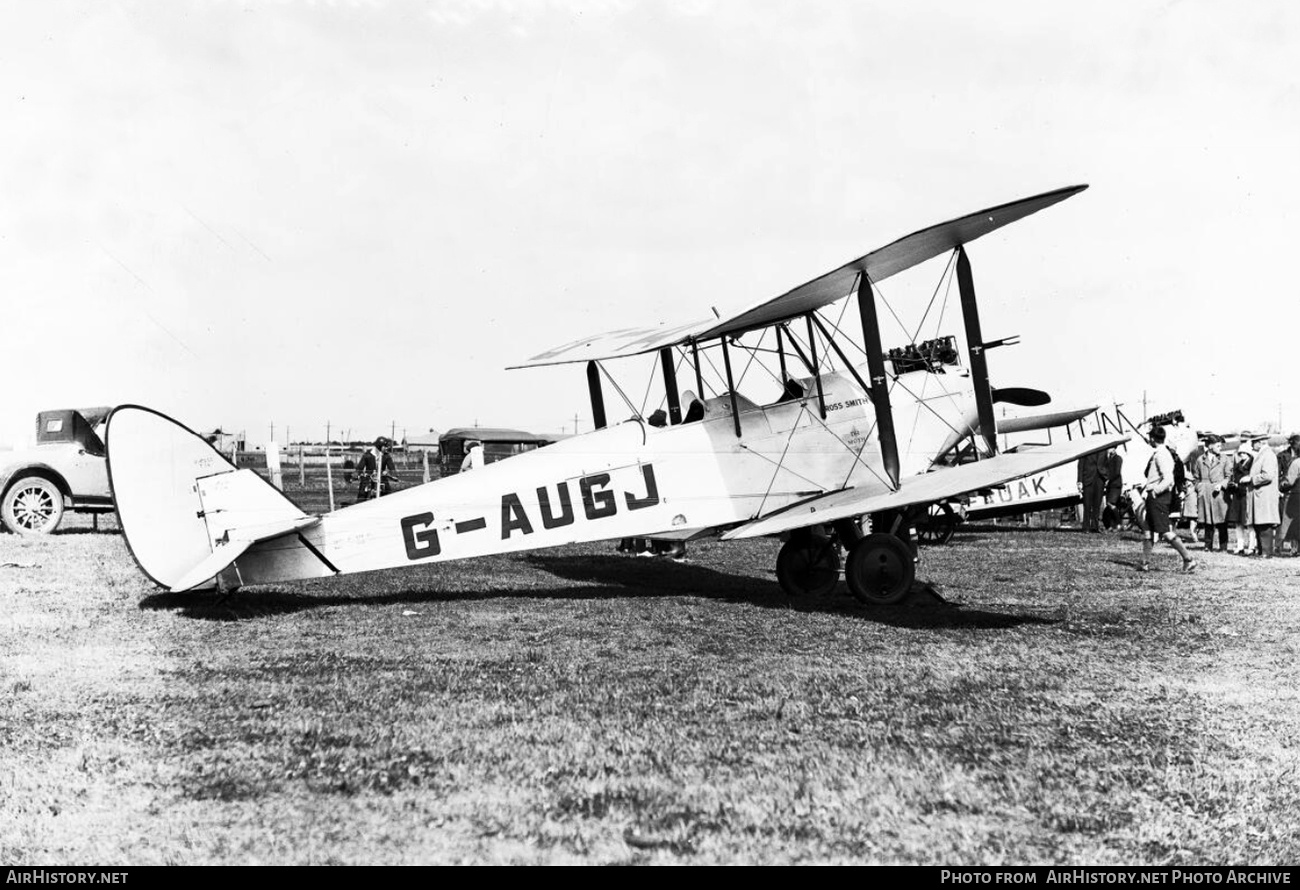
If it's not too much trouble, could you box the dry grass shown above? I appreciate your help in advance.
[2,516,1298,864]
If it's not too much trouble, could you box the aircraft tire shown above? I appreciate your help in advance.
[845,533,915,605]
[775,534,841,599]
[2,476,65,535]
[916,502,957,546]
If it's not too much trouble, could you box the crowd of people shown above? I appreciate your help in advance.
[1093,426,1300,572]
[1190,430,1300,558]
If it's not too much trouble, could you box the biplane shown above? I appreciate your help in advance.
[106,184,1128,605]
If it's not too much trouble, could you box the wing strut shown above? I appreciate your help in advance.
[805,314,827,419]
[957,246,996,455]
[856,275,901,489]
[720,337,742,438]
[586,361,607,430]
[659,347,682,424]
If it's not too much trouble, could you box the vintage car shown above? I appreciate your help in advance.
[437,426,556,477]
[1,407,115,534]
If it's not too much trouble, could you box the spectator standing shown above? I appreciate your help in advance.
[1101,446,1125,531]
[1247,432,1280,558]
[460,440,485,473]
[1077,440,1105,533]
[1226,433,1256,554]
[355,436,396,501]
[1192,435,1230,551]
[1282,435,1300,556]
[1138,425,1196,573]
[1276,435,1298,554]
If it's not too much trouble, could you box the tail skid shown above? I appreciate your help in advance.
[106,406,320,592]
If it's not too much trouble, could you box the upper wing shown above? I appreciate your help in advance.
[722,432,1127,540]
[514,184,1087,368]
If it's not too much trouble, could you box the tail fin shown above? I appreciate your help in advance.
[106,406,317,591]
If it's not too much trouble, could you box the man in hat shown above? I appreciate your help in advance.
[1193,434,1231,551]
[1077,433,1106,533]
[1247,432,1280,557]
[1101,444,1125,531]
[355,436,396,501]
[1138,425,1196,573]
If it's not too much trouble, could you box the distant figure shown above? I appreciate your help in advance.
[356,436,396,501]
[1101,446,1124,531]
[1138,425,1195,573]
[1192,435,1230,551]
[1077,437,1105,533]
[1276,434,1298,555]
[1227,433,1256,554]
[1282,435,1300,556]
[1181,475,1199,542]
[1247,432,1279,558]
[653,539,688,561]
[460,439,485,473]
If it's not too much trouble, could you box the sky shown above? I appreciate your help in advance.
[3,0,1297,449]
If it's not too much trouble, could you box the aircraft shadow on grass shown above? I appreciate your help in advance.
[138,553,1054,631]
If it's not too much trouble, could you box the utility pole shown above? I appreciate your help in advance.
[326,421,331,444]
[391,420,396,442]
[573,413,580,435]
[1142,391,1148,423]
[270,421,275,444]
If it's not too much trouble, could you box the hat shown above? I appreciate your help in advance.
[1238,430,1254,440]
[1250,431,1272,442]
[1289,433,1300,446]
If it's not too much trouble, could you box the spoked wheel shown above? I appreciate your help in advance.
[2,476,65,535]
[845,533,915,605]
[776,533,841,599]
[915,502,957,546]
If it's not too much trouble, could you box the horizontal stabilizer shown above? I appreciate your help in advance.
[723,432,1127,540]
[169,515,320,592]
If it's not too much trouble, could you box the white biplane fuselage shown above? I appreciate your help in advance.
[108,366,979,590]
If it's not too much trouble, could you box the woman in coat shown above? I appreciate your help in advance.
[1226,436,1256,554]
[1248,433,1280,557]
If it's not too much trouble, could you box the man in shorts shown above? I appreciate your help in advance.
[1139,425,1196,573]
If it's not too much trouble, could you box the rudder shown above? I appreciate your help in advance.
[105,405,309,590]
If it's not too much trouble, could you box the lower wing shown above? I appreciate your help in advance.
[723,433,1128,540]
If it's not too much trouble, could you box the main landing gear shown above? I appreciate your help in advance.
[774,513,918,606]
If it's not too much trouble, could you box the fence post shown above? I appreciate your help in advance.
[423,449,430,484]
[267,442,283,491]
[299,443,305,486]
[325,444,335,513]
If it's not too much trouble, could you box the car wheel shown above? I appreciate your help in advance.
[2,476,65,535]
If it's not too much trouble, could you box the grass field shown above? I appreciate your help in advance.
[2,516,1298,865]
